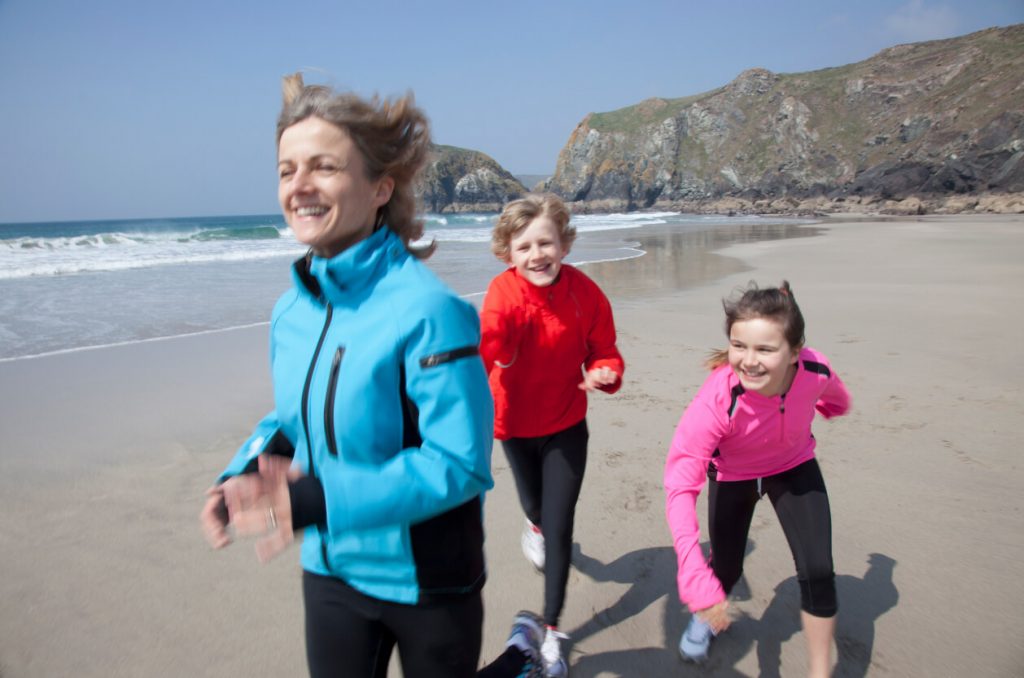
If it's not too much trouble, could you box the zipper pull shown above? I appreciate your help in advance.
[779,394,786,413]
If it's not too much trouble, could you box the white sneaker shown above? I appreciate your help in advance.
[540,627,569,677]
[521,519,545,571]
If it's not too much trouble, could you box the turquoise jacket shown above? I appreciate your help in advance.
[219,227,494,604]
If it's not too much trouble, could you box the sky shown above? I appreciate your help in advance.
[0,0,1021,223]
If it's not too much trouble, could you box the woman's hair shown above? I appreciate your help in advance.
[706,280,806,369]
[491,193,576,261]
[277,73,434,258]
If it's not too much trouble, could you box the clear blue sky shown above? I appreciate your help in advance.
[1,0,1020,223]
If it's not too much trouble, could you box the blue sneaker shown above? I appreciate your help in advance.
[506,611,545,678]
[679,613,714,662]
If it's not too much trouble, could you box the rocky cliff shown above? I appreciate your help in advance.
[545,24,1024,213]
[419,144,527,212]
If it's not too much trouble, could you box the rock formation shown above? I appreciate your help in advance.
[544,24,1024,214]
[419,144,527,213]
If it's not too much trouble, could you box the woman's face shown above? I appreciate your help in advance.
[506,215,569,287]
[727,316,799,397]
[277,117,393,258]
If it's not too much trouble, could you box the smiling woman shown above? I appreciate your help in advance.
[198,74,547,678]
[202,75,490,675]
[276,117,393,257]
[273,74,433,258]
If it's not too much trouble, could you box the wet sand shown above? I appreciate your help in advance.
[0,214,1021,676]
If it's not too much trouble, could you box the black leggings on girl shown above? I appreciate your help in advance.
[502,418,589,627]
[707,457,837,617]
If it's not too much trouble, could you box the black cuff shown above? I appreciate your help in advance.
[289,476,327,530]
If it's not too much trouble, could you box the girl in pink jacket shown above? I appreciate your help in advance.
[664,281,850,677]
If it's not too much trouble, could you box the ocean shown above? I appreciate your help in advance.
[0,212,810,361]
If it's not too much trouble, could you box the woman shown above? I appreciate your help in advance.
[199,73,497,677]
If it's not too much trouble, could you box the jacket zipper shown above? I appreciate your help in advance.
[778,393,787,442]
[300,303,333,572]
[324,347,344,456]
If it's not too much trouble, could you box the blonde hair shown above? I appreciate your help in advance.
[277,73,434,258]
[706,280,806,369]
[491,193,576,262]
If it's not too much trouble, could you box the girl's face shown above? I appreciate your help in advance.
[277,117,393,258]
[506,215,569,287]
[728,317,799,397]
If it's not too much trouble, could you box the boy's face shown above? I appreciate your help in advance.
[507,215,568,287]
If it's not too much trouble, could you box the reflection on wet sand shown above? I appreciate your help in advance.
[578,222,823,302]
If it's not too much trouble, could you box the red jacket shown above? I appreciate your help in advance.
[480,265,625,439]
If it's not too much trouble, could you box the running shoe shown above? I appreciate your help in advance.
[521,519,545,571]
[505,610,545,678]
[541,626,569,677]
[678,613,714,662]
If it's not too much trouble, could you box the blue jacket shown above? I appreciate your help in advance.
[219,227,494,604]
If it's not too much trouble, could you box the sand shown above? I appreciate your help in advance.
[1,214,1021,677]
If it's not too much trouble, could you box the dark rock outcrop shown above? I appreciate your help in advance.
[544,24,1024,213]
[419,145,527,212]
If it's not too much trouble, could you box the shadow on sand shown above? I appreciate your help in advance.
[563,545,897,677]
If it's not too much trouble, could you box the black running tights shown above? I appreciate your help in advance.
[501,418,589,627]
[707,457,837,617]
[303,571,483,678]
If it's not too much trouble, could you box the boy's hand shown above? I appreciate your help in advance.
[578,366,619,391]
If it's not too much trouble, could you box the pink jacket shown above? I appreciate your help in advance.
[663,347,850,610]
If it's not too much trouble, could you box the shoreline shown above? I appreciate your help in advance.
[1,214,1021,676]
[0,215,813,362]
[561,191,1024,217]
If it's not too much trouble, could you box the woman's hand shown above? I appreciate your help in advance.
[215,454,300,563]
[199,485,231,549]
[696,600,731,634]
[578,366,619,391]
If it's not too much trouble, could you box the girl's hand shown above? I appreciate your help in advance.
[696,601,731,634]
[578,366,619,391]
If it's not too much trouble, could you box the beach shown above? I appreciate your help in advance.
[1,214,1022,676]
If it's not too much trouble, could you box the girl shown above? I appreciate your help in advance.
[481,193,625,677]
[664,281,850,677]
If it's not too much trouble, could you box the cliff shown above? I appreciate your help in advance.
[544,24,1024,214]
[419,144,527,212]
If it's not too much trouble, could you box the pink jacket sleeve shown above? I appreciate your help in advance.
[815,368,852,419]
[663,382,729,611]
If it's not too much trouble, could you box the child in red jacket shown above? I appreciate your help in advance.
[481,193,625,677]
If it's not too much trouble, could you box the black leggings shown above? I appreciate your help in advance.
[303,571,483,678]
[708,457,837,617]
[502,419,589,627]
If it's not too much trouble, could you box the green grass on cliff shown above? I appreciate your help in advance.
[585,24,1022,146]
[588,90,720,134]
